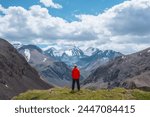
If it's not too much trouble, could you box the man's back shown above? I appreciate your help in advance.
[71,65,80,91]
[72,68,80,80]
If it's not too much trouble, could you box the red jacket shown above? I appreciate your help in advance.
[72,67,80,80]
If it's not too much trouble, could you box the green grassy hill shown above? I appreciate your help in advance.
[13,88,150,100]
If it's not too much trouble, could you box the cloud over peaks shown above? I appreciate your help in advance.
[0,0,150,54]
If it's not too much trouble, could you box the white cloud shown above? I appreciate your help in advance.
[73,0,150,53]
[0,0,150,54]
[40,0,62,9]
[0,4,4,11]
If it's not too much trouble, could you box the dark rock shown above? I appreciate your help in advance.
[0,38,52,100]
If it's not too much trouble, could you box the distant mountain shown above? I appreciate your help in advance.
[64,46,84,57]
[18,45,55,65]
[77,49,123,77]
[45,46,85,66]
[45,46,84,57]
[61,46,85,66]
[44,47,122,71]
[84,47,99,56]
[84,50,122,68]
[83,48,150,90]
[0,39,51,100]
[44,47,63,57]
[18,45,74,87]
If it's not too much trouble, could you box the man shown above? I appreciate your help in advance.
[71,64,80,91]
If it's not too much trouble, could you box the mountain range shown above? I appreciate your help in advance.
[11,41,150,91]
[0,39,51,99]
[43,46,123,77]
[83,48,150,90]
[44,46,122,67]
[15,43,122,83]
[0,38,150,100]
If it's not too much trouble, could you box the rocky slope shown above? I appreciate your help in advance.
[40,62,73,87]
[0,39,51,100]
[83,48,150,90]
[18,45,74,87]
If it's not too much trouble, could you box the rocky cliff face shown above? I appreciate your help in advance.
[0,39,52,99]
[18,45,74,87]
[40,62,72,87]
[83,48,150,90]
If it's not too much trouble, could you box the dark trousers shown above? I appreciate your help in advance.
[72,79,80,91]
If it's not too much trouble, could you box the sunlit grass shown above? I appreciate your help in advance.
[13,87,150,100]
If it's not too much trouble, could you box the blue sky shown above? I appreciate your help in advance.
[0,0,150,54]
[1,0,126,21]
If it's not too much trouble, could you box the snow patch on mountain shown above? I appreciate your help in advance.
[65,49,72,56]
[5,84,9,88]
[122,56,126,59]
[45,46,84,57]
[85,47,99,56]
[106,50,111,56]
[24,49,31,62]
[43,58,47,62]
[45,47,63,57]
[64,46,84,57]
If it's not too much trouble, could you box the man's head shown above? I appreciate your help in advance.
[74,64,77,68]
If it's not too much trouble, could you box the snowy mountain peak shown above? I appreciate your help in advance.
[48,47,57,51]
[18,45,43,53]
[64,46,84,57]
[17,44,123,71]
[84,47,99,56]
[103,50,122,58]
[45,47,63,57]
